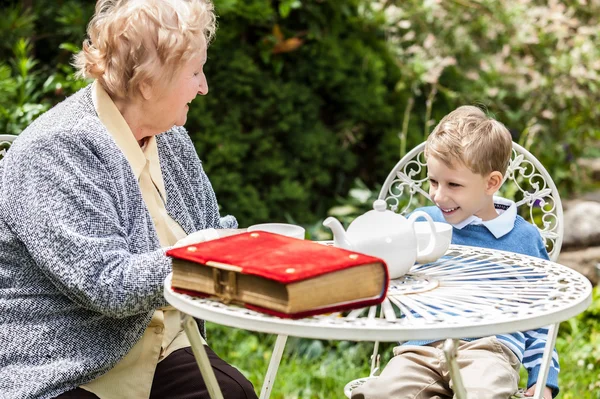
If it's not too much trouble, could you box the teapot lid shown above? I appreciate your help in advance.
[373,199,387,212]
[347,199,408,237]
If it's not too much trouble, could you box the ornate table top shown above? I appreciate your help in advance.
[164,245,592,342]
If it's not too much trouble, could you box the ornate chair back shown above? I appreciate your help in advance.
[343,141,564,398]
[378,141,563,261]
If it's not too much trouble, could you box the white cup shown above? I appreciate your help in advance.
[247,223,306,240]
[413,221,452,263]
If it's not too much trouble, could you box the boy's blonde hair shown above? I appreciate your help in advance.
[74,0,216,101]
[425,105,512,176]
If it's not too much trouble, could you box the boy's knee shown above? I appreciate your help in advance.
[350,378,391,399]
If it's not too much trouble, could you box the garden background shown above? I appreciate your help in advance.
[1,0,599,397]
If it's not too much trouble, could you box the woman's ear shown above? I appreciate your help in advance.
[486,171,504,194]
[140,81,153,100]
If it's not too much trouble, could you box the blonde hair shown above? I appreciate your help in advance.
[425,105,512,176]
[74,0,216,100]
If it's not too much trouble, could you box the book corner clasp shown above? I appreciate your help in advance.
[212,268,238,304]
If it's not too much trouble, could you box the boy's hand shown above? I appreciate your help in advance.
[524,385,552,399]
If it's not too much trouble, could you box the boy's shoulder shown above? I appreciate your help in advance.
[512,215,543,236]
[506,215,550,260]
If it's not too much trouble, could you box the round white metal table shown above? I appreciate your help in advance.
[164,245,593,399]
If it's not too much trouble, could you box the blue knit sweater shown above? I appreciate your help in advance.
[405,206,559,397]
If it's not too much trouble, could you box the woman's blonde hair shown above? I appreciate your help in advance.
[425,105,513,176]
[74,0,216,100]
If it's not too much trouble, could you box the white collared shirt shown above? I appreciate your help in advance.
[451,197,517,239]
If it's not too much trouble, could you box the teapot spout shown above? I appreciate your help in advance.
[323,217,353,250]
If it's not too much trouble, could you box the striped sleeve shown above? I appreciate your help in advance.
[522,326,560,397]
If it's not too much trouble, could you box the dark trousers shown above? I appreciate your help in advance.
[54,346,258,399]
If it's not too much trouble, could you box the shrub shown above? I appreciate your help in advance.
[0,1,91,135]
[0,0,404,227]
[1,0,598,227]
[373,0,600,195]
[188,0,404,225]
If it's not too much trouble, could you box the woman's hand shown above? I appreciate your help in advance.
[173,228,247,248]
[215,228,247,238]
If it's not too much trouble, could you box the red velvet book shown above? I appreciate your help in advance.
[166,231,389,319]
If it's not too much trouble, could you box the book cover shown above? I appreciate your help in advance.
[166,231,389,318]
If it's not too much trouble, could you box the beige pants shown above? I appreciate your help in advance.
[351,336,520,399]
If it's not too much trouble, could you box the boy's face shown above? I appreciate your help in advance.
[426,156,501,224]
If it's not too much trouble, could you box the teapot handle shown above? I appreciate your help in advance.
[408,211,438,262]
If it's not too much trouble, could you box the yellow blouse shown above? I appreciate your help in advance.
[80,82,200,399]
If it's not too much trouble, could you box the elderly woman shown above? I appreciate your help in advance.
[0,1,257,398]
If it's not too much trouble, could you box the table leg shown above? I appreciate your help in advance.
[370,341,380,375]
[182,315,224,399]
[533,323,559,399]
[443,338,467,399]
[260,334,288,399]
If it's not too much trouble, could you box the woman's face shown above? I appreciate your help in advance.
[147,47,208,131]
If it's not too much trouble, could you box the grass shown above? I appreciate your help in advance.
[207,287,600,398]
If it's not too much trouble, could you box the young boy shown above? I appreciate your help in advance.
[351,106,558,399]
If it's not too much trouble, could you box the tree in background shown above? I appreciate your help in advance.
[328,0,600,225]
[375,0,600,193]
[0,1,92,135]
[0,0,598,228]
[0,0,404,227]
[187,0,404,226]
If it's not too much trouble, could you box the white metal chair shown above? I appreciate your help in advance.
[0,134,17,160]
[344,141,564,399]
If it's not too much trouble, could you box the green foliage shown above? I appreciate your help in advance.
[0,1,91,136]
[188,0,403,225]
[322,0,600,234]
[0,0,405,227]
[0,37,48,135]
[373,0,600,195]
[555,288,600,396]
[2,0,597,227]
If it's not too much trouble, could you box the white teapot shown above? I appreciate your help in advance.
[323,200,439,279]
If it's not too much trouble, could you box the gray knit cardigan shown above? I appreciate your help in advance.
[0,85,237,399]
